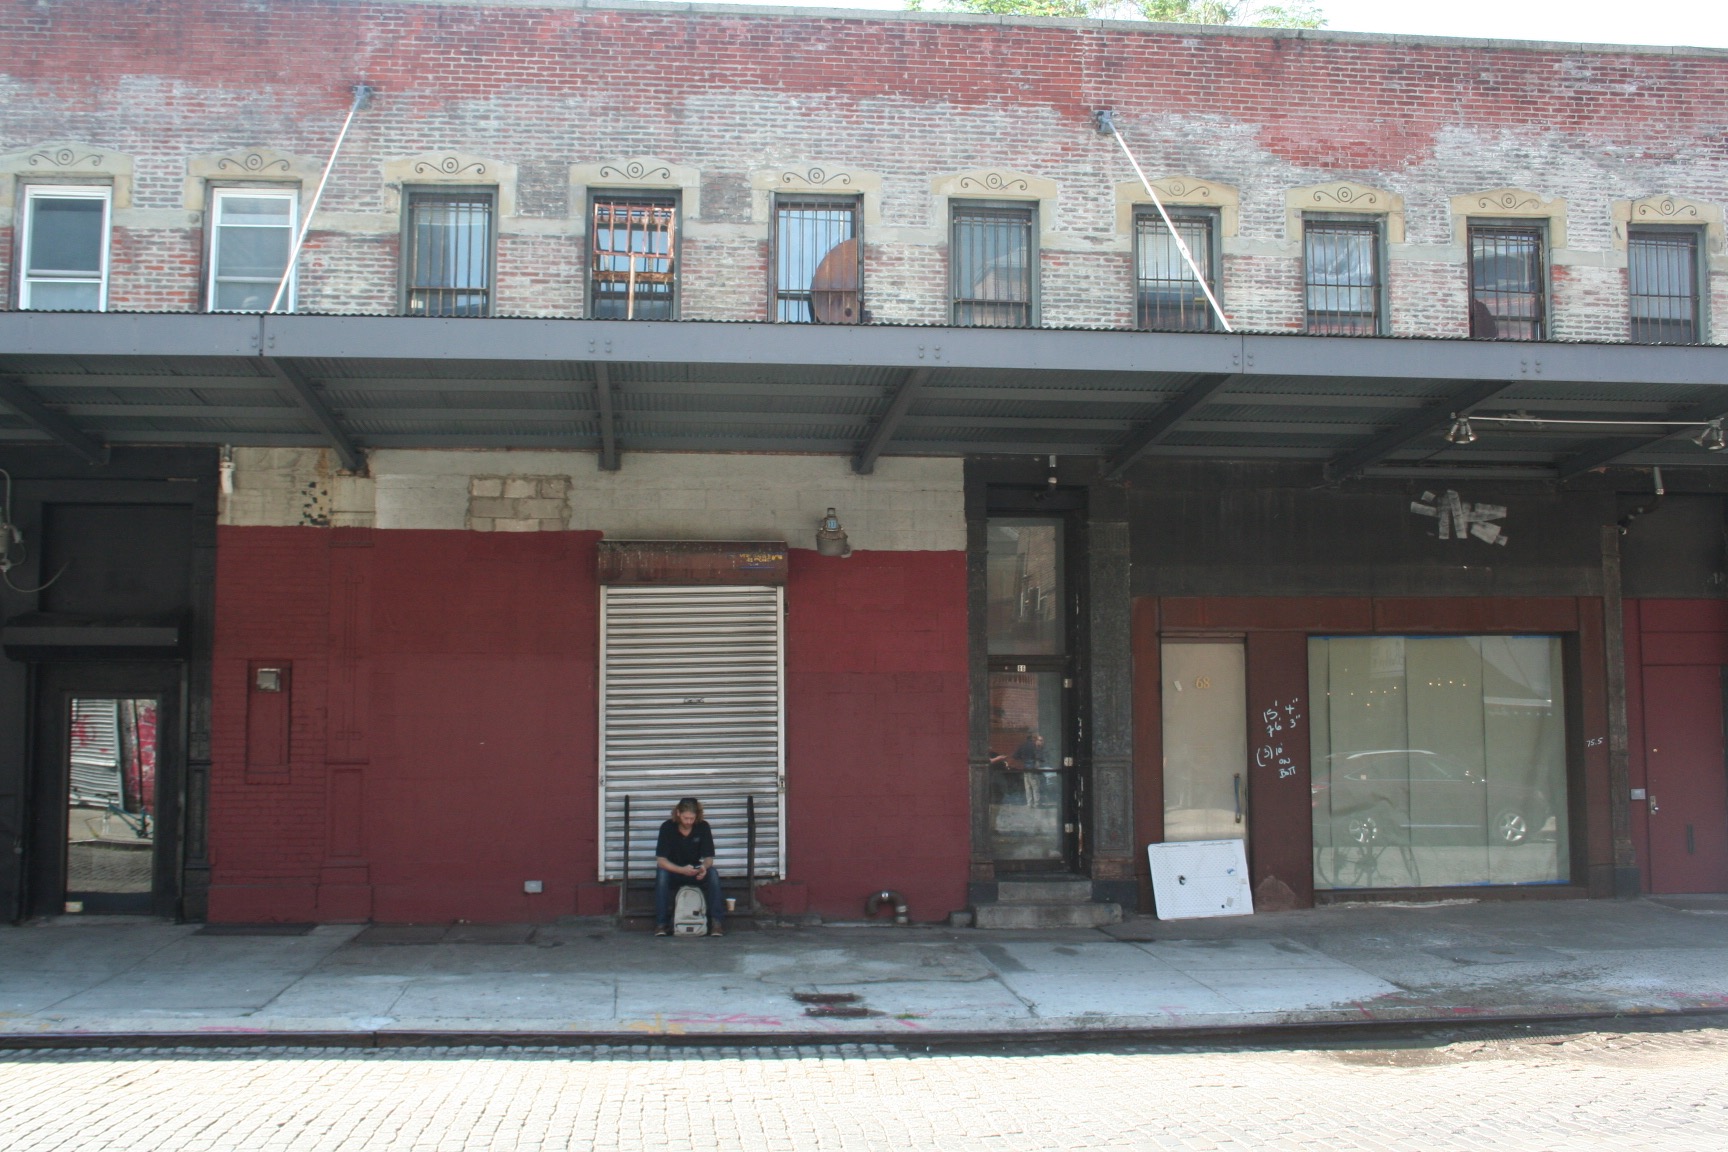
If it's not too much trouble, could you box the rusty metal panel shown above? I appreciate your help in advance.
[597,540,788,586]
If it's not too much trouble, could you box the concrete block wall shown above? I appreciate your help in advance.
[221,447,966,553]
[2,0,1725,342]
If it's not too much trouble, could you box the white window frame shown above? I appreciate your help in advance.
[207,186,299,313]
[19,184,112,312]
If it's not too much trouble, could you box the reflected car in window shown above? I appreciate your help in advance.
[1312,748,1558,848]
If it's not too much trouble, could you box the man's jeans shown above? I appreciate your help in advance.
[655,867,725,927]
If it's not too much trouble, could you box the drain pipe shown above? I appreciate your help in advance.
[865,889,909,925]
[268,82,376,314]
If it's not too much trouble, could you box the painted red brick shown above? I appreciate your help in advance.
[210,526,968,923]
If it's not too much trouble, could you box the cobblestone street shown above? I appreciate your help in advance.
[2,1024,1724,1151]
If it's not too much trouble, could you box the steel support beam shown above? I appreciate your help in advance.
[0,375,108,464]
[256,357,365,472]
[594,361,619,472]
[1323,379,1510,482]
[1556,397,1728,479]
[853,368,930,475]
[1100,373,1238,480]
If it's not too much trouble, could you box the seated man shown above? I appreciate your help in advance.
[654,797,726,937]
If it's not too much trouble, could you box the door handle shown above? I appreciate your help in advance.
[1233,773,1243,824]
[1649,794,1659,814]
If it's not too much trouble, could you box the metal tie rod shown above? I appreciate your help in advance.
[1094,109,1232,334]
[269,83,376,314]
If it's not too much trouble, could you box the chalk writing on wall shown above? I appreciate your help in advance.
[1255,697,1303,780]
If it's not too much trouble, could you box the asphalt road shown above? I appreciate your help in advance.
[2,1024,1723,1151]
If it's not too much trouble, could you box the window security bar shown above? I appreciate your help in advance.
[592,199,676,320]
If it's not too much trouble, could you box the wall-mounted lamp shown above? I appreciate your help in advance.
[1445,414,1477,445]
[816,507,852,558]
[1695,420,1726,452]
[219,445,235,495]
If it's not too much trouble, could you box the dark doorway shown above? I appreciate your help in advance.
[29,663,182,917]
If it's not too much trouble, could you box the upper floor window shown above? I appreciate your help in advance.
[1135,209,1218,332]
[1469,224,1545,340]
[20,185,110,311]
[951,202,1035,328]
[1303,218,1382,335]
[208,188,298,313]
[405,190,493,317]
[591,194,676,320]
[1627,228,1701,345]
[773,194,860,323]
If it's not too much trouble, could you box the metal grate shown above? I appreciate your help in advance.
[592,197,676,320]
[774,196,859,323]
[1135,211,1216,332]
[406,193,492,317]
[951,204,1034,328]
[1469,225,1545,340]
[1628,229,1700,345]
[599,585,784,880]
[1303,221,1380,335]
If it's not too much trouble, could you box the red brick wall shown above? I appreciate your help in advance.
[210,526,968,923]
[3,0,1723,334]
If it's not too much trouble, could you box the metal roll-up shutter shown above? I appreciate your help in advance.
[600,584,784,881]
[69,697,123,806]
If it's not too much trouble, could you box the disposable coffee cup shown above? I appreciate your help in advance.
[725,898,737,912]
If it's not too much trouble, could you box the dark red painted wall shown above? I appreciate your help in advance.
[1624,600,1728,895]
[209,528,968,923]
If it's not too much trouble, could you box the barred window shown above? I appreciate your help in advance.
[951,203,1035,328]
[1469,225,1545,341]
[591,195,676,320]
[1628,229,1701,345]
[405,191,493,317]
[774,195,860,323]
[1135,210,1217,332]
[1304,220,1381,335]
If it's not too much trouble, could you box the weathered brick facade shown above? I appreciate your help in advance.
[3,0,1725,341]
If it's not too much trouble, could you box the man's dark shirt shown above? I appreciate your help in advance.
[656,819,715,869]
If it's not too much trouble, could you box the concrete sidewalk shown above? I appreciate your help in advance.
[3,897,1727,1046]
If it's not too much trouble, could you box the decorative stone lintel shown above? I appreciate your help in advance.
[383,152,518,218]
[1450,187,1567,248]
[1287,181,1406,244]
[183,148,323,210]
[570,157,700,220]
[1114,176,1239,238]
[1611,195,1724,254]
[933,168,1060,233]
[751,165,883,226]
[0,143,134,210]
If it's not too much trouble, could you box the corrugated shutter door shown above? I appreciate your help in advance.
[600,584,784,880]
[68,697,123,806]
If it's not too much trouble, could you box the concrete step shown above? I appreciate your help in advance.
[972,901,1123,930]
[997,878,1095,904]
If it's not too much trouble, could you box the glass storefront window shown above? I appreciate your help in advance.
[1310,635,1569,890]
[986,519,1064,656]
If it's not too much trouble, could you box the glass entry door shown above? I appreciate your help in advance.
[64,697,160,913]
[988,666,1068,862]
[1161,641,1248,842]
[986,517,1074,868]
